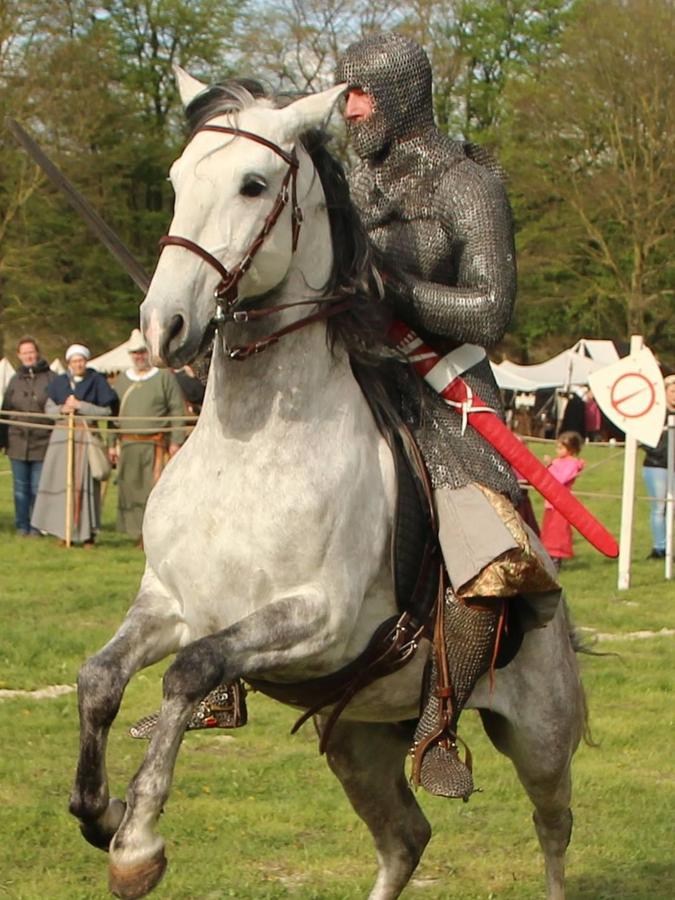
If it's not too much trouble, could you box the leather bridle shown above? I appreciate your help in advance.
[158,124,354,360]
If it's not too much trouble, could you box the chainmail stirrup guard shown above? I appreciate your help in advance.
[411,589,502,800]
[129,680,247,740]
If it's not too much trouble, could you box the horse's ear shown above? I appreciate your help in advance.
[280,84,348,139]
[174,65,209,108]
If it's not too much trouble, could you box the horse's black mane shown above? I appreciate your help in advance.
[185,79,398,364]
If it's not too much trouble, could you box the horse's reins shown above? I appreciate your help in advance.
[158,124,354,360]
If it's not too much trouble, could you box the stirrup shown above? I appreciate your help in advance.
[411,588,502,801]
[411,731,475,801]
[129,681,247,740]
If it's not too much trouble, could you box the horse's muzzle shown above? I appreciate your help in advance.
[160,314,186,363]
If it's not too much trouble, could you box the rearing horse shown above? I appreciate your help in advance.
[69,71,585,900]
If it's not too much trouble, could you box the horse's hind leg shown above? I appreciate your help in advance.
[69,573,183,852]
[480,706,578,900]
[322,718,431,900]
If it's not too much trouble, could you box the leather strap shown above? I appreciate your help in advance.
[159,124,301,310]
[248,611,429,754]
[158,235,231,284]
[226,299,355,361]
[198,125,297,166]
[158,120,360,361]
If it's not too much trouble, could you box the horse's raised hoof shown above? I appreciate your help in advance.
[77,798,127,852]
[109,850,167,900]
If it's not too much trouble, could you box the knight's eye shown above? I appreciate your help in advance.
[240,175,267,197]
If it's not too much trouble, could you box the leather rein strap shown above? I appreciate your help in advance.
[158,124,352,360]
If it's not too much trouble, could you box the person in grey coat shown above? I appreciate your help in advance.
[0,336,56,535]
[31,344,118,546]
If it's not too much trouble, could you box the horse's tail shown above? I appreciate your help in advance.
[561,595,601,748]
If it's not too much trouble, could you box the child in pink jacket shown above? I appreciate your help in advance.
[541,431,585,570]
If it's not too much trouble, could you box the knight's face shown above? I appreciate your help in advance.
[336,33,435,161]
[344,89,375,123]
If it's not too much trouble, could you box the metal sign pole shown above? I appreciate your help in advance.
[617,335,643,590]
[666,413,675,581]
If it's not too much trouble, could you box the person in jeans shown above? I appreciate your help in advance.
[0,336,56,535]
[643,374,675,559]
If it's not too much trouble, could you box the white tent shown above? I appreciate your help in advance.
[490,361,539,392]
[571,338,620,367]
[89,339,133,373]
[50,358,66,374]
[0,357,15,400]
[499,345,606,389]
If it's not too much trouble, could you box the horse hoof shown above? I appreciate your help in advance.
[109,850,167,899]
[79,798,127,852]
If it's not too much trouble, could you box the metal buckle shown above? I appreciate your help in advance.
[212,304,227,325]
[232,310,249,323]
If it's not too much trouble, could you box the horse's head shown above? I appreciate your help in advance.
[141,70,347,367]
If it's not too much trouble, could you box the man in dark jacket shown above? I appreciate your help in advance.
[0,336,56,535]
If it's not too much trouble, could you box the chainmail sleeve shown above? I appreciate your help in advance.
[402,163,516,347]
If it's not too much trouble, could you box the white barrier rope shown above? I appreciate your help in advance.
[0,410,197,436]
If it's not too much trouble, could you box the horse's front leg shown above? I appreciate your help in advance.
[107,595,329,900]
[69,576,184,852]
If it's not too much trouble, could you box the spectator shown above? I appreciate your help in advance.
[31,344,118,546]
[0,336,56,535]
[583,389,603,442]
[559,391,586,439]
[174,365,205,415]
[643,374,675,560]
[109,329,186,544]
[541,431,585,570]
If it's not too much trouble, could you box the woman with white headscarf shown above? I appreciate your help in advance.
[31,344,118,545]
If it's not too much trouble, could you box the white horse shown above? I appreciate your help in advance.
[69,71,585,900]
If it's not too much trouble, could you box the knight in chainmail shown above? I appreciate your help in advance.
[336,33,561,800]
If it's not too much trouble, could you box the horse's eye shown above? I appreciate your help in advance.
[240,175,267,198]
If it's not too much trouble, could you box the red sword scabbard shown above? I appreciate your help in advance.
[390,322,619,559]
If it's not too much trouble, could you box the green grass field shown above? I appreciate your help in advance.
[0,443,673,899]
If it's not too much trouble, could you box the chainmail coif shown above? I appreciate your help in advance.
[336,33,520,500]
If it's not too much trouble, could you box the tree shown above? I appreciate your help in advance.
[0,0,242,358]
[505,0,675,357]
[232,0,405,93]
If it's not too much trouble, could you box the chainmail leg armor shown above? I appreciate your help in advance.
[413,593,500,799]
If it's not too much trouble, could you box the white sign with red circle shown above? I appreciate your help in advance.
[589,347,666,447]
